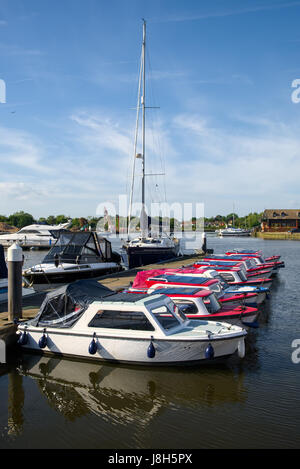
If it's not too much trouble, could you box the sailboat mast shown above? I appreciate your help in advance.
[127,21,145,239]
[141,19,146,208]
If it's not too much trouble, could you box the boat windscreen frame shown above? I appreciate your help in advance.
[42,232,113,264]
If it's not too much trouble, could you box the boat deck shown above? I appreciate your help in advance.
[0,253,205,344]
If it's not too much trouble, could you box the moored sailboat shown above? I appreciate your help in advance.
[122,20,180,269]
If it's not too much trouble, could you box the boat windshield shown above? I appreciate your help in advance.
[238,270,248,281]
[203,294,221,313]
[150,304,182,330]
[173,300,199,315]
[43,232,112,264]
[209,283,222,294]
[211,273,229,289]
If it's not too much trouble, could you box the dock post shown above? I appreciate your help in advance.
[201,232,207,253]
[8,243,23,322]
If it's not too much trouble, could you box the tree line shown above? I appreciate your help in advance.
[0,210,263,231]
[0,212,100,230]
[204,212,262,230]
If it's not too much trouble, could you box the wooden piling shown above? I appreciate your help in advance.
[202,232,207,253]
[8,243,23,322]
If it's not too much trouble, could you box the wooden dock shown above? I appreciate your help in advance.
[0,253,204,346]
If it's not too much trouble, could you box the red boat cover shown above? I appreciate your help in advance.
[132,269,176,289]
[132,266,215,289]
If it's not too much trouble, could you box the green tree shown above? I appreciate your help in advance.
[47,215,56,225]
[8,211,35,228]
[55,214,69,224]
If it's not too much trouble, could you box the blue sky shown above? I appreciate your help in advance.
[1,0,300,219]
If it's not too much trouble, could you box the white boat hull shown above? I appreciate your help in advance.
[23,262,122,292]
[18,327,245,365]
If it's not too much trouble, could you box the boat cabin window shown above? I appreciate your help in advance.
[209,283,221,293]
[220,272,235,283]
[150,305,181,330]
[88,310,155,331]
[173,300,198,315]
[18,229,40,234]
[213,274,229,289]
[203,295,221,313]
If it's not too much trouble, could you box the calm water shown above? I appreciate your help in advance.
[1,235,300,449]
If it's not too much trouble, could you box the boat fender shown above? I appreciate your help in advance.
[39,330,47,349]
[18,331,28,346]
[147,337,156,358]
[88,333,98,355]
[205,343,214,360]
[237,339,245,358]
[54,254,59,268]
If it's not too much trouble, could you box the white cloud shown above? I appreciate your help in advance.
[155,2,300,23]
[168,112,300,214]
[0,42,42,56]
[2,107,300,218]
[0,126,48,173]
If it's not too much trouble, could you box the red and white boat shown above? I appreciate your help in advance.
[225,249,282,264]
[225,251,285,273]
[202,255,273,279]
[146,286,259,327]
[192,261,272,291]
[169,266,270,303]
[129,270,259,308]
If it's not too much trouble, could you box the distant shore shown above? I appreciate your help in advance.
[254,232,300,240]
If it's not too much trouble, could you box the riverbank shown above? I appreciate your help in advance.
[254,231,300,240]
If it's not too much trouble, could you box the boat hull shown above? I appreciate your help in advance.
[17,328,245,365]
[219,232,251,237]
[124,246,180,269]
[23,265,123,292]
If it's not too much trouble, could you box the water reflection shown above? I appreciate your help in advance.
[14,354,248,428]
[8,371,24,436]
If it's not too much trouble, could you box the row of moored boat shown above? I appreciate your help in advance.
[16,248,284,366]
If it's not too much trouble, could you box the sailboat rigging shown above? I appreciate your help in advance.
[122,20,181,268]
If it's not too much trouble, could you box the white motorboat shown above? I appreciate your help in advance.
[217,227,251,237]
[0,222,71,249]
[122,21,180,268]
[17,279,247,365]
[190,268,269,304]
[23,231,123,292]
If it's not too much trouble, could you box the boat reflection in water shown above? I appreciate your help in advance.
[16,354,248,426]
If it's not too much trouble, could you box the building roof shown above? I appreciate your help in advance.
[263,209,300,219]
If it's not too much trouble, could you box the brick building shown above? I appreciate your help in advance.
[261,209,300,232]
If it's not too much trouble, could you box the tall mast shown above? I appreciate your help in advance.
[141,19,146,210]
[127,21,144,239]
[140,19,148,239]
